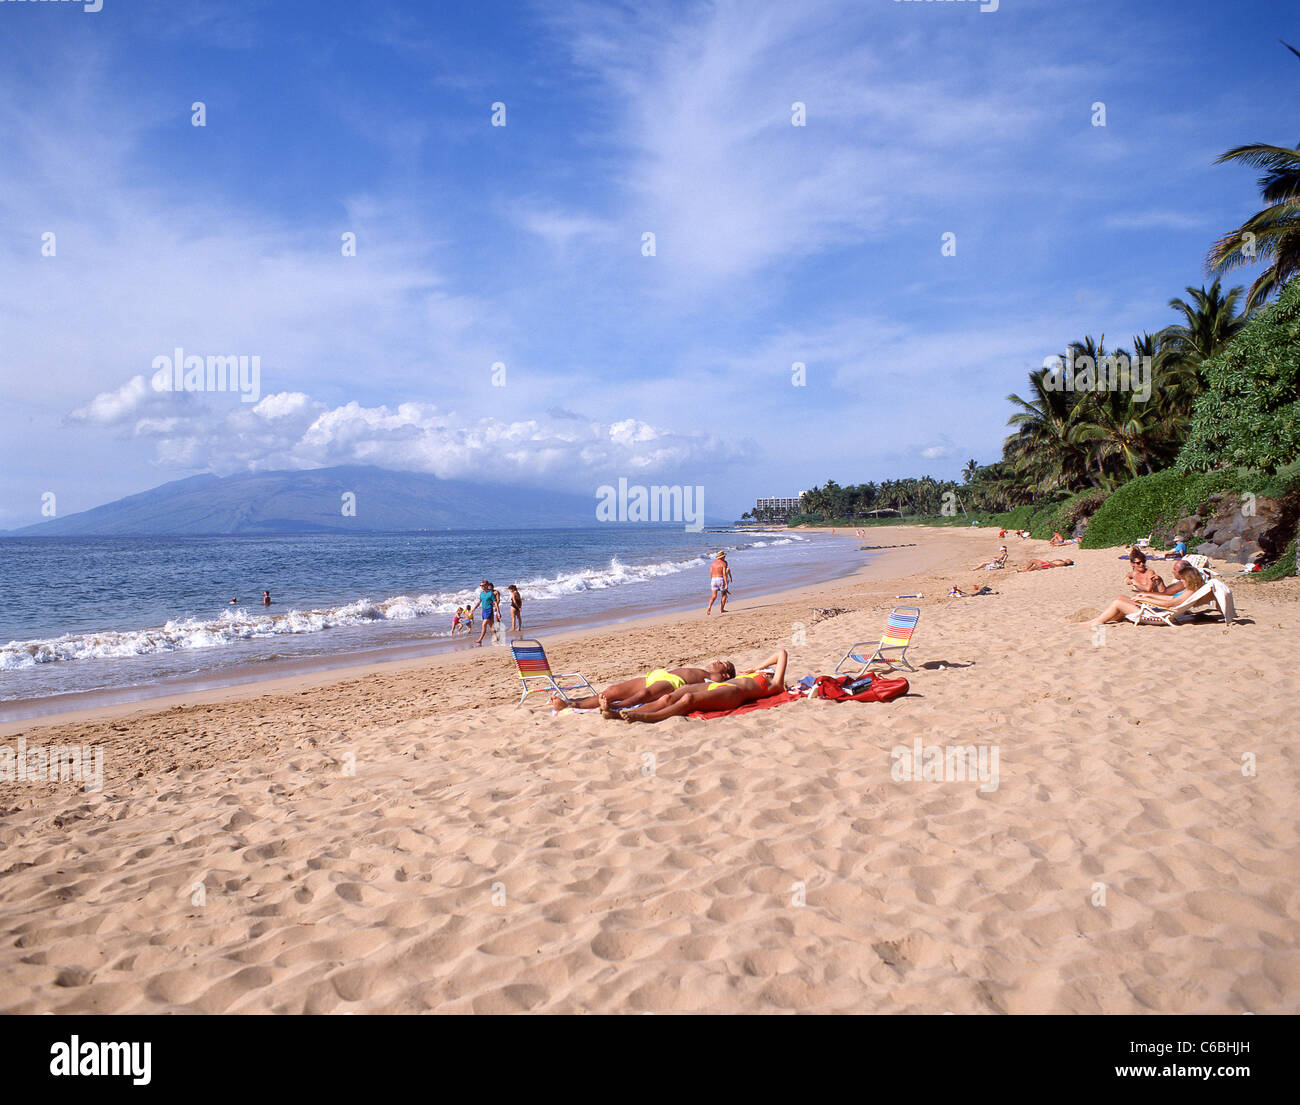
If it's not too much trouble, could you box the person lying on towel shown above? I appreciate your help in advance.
[554,660,736,712]
[603,649,788,723]
[1017,558,1074,572]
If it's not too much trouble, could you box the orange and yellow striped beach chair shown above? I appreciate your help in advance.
[835,606,921,675]
[509,638,598,708]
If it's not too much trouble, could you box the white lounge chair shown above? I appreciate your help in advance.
[1125,578,1236,627]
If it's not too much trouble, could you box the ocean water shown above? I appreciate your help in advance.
[0,527,859,716]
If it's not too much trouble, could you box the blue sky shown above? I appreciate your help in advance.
[1,0,1296,525]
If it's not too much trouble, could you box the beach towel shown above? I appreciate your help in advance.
[688,690,801,720]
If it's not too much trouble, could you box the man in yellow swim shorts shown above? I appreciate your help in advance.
[553,660,736,711]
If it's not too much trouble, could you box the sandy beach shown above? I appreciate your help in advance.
[0,526,1296,1014]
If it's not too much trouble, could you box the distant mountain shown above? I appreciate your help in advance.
[6,467,600,536]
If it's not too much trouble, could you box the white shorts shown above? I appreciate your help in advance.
[711,578,728,593]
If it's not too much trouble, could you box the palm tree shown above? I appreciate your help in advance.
[1205,43,1300,310]
[1159,280,1247,365]
[1005,368,1088,493]
[1130,331,1190,469]
[1207,143,1300,311]
[1070,367,1165,479]
[961,458,979,483]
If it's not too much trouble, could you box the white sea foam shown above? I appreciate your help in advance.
[0,544,792,669]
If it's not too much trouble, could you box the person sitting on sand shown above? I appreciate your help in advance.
[1124,548,1168,595]
[1049,532,1068,546]
[603,650,789,723]
[972,546,1008,570]
[1148,537,1188,559]
[1087,561,1204,626]
[1018,558,1074,572]
[554,660,737,712]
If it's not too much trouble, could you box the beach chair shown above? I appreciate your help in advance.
[835,606,921,675]
[509,638,597,708]
[1124,579,1236,627]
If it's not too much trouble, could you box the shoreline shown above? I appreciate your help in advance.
[0,530,914,738]
[0,530,868,729]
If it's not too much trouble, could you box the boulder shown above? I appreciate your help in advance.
[1172,490,1300,564]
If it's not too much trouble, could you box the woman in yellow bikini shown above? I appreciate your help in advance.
[604,649,789,723]
[553,660,736,712]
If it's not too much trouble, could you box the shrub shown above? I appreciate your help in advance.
[1080,465,1300,549]
[1081,469,1238,548]
[1177,278,1300,472]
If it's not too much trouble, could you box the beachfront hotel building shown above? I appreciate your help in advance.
[754,495,805,517]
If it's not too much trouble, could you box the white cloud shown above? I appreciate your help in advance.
[69,378,747,488]
[1101,210,1207,231]
[517,208,617,252]
[548,0,1056,293]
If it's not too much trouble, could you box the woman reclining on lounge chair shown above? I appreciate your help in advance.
[553,660,736,711]
[1086,562,1204,627]
[603,649,789,723]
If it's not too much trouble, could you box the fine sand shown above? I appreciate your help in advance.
[0,526,1296,1014]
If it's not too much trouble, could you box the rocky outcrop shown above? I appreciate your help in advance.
[1180,492,1300,564]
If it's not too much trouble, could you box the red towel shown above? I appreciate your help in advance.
[688,690,800,720]
[687,676,908,719]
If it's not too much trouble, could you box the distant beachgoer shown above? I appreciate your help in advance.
[1049,532,1068,546]
[705,551,732,614]
[555,660,737,712]
[452,607,464,633]
[228,596,239,604]
[972,546,1008,571]
[1151,538,1189,558]
[604,649,789,723]
[507,585,523,632]
[475,581,499,645]
[262,591,272,606]
[1018,558,1074,572]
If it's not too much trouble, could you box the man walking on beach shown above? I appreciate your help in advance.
[705,550,732,614]
[475,581,500,645]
